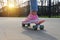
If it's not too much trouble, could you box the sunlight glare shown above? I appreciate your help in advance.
[8,4,14,8]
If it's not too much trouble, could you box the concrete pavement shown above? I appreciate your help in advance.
[0,17,60,40]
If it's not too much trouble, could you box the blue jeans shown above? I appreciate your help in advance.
[30,0,38,12]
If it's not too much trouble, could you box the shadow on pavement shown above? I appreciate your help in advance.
[22,29,57,40]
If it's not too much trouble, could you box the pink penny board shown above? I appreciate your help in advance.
[36,20,45,24]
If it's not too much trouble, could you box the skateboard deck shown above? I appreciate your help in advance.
[36,20,45,24]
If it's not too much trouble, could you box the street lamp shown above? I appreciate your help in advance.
[48,0,51,18]
[40,0,43,16]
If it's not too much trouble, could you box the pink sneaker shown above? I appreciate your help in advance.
[22,13,39,24]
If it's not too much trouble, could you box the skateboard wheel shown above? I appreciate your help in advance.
[27,23,30,26]
[33,25,37,30]
[25,23,30,28]
[40,25,44,30]
[22,23,30,28]
[22,24,25,27]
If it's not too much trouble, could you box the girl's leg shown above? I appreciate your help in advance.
[22,0,39,24]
